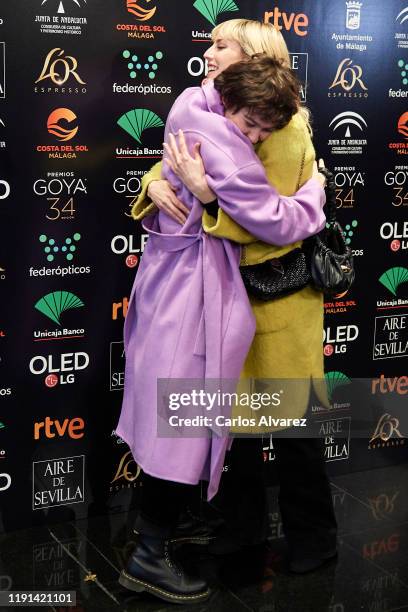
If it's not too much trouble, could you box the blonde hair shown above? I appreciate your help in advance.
[212,19,311,132]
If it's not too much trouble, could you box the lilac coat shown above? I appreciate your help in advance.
[116,82,325,499]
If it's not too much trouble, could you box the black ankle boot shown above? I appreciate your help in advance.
[119,533,211,604]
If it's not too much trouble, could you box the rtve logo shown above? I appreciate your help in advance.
[264,6,308,37]
[34,416,85,439]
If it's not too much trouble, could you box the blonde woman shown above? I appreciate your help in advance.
[131,19,337,575]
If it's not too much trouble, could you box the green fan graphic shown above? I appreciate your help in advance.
[325,371,351,403]
[0,422,4,430]
[379,267,408,297]
[117,109,164,145]
[35,291,84,326]
[193,0,239,26]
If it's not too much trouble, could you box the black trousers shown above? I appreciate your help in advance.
[136,436,337,554]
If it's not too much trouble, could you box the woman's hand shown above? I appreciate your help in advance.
[147,179,189,224]
[312,159,327,189]
[164,130,216,204]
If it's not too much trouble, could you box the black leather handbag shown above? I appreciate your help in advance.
[239,165,355,300]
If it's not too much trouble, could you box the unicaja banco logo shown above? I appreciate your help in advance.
[117,108,164,144]
[330,111,367,138]
[379,267,408,296]
[346,1,362,30]
[35,290,84,325]
[193,0,239,26]
[325,371,351,403]
[127,0,156,20]
[36,48,85,86]
[47,108,78,141]
[122,49,163,80]
[329,58,368,94]
[39,233,81,262]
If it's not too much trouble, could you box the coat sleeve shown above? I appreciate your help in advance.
[202,157,325,247]
[130,161,163,221]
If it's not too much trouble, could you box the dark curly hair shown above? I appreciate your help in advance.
[214,54,300,131]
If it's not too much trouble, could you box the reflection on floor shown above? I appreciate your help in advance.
[1,463,408,611]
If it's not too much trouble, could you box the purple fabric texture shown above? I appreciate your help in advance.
[116,82,325,499]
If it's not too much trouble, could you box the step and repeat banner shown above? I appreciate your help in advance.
[0,0,407,531]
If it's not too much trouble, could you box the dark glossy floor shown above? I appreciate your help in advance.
[1,464,408,611]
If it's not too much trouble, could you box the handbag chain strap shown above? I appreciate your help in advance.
[318,167,337,227]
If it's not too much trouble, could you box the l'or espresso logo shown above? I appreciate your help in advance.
[373,314,408,360]
[389,112,408,154]
[0,42,5,99]
[35,0,87,36]
[384,165,408,207]
[34,416,85,439]
[264,6,308,36]
[37,108,88,159]
[368,492,400,522]
[332,1,373,53]
[110,450,141,493]
[318,417,351,461]
[328,111,367,155]
[34,48,87,94]
[379,221,408,252]
[113,171,143,217]
[116,108,164,159]
[111,233,148,268]
[323,324,359,357]
[329,58,368,98]
[377,267,408,310]
[32,455,85,510]
[29,351,90,387]
[116,0,166,39]
[34,290,85,342]
[395,6,408,50]
[34,171,87,221]
[368,413,405,449]
[334,166,364,209]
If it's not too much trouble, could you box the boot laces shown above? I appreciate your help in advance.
[164,541,182,577]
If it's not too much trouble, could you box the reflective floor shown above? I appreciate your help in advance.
[1,463,408,611]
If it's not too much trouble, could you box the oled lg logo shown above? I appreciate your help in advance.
[323,325,359,356]
[0,180,10,200]
[111,234,148,268]
[34,416,85,439]
[0,473,11,492]
[29,352,90,387]
[380,221,408,251]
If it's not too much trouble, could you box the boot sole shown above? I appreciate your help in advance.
[119,570,211,604]
[170,535,216,545]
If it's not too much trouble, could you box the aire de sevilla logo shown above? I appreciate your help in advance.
[36,108,88,158]
[35,48,86,94]
[193,0,239,27]
[116,108,164,159]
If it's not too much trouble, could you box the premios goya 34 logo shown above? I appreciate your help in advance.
[34,172,87,221]
[193,0,238,26]
[35,48,86,94]
[116,108,164,159]
[34,290,85,342]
